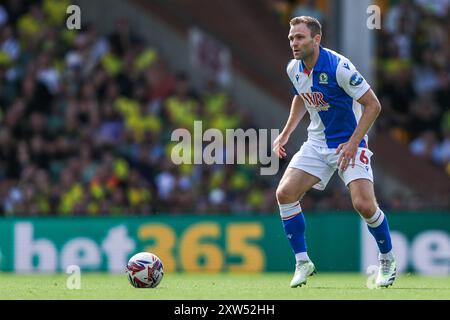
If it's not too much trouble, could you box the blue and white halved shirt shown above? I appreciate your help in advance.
[287,46,370,148]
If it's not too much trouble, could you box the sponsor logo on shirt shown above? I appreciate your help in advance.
[350,72,364,86]
[299,92,330,111]
[319,72,328,84]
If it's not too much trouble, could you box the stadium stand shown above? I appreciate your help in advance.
[0,0,276,216]
[0,0,448,216]
[266,0,449,177]
[265,0,450,208]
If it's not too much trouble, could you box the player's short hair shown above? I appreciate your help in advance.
[290,16,322,37]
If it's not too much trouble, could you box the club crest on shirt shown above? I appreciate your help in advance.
[350,72,364,86]
[319,72,328,84]
[299,92,330,111]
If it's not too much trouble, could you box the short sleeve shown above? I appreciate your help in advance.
[336,59,370,101]
[286,59,298,96]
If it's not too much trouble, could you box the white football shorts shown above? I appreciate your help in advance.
[288,140,374,191]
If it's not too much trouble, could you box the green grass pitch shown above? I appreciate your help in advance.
[0,273,448,300]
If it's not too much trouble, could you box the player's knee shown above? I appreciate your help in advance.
[276,185,296,204]
[352,197,376,218]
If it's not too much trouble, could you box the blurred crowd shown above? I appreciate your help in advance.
[0,0,448,216]
[267,0,449,209]
[375,0,450,176]
[267,0,327,25]
[268,0,450,175]
[0,0,278,216]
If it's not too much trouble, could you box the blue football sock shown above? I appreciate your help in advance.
[283,213,307,254]
[279,201,307,255]
[366,208,393,254]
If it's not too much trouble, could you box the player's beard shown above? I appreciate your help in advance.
[298,43,315,61]
[294,41,315,60]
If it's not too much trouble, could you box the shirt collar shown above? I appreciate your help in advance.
[300,46,326,74]
[312,46,326,72]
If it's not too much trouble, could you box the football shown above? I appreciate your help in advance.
[126,252,164,288]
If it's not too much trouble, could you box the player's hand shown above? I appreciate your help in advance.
[273,132,289,158]
[336,140,358,171]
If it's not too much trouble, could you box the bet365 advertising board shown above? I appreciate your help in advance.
[0,213,448,275]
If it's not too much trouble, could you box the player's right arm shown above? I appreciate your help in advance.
[272,95,307,158]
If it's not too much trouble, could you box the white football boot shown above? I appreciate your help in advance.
[290,260,316,288]
[376,252,397,288]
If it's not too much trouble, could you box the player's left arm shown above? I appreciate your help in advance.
[336,89,381,170]
[335,60,381,171]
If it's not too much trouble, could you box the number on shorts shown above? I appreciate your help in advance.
[360,150,369,164]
